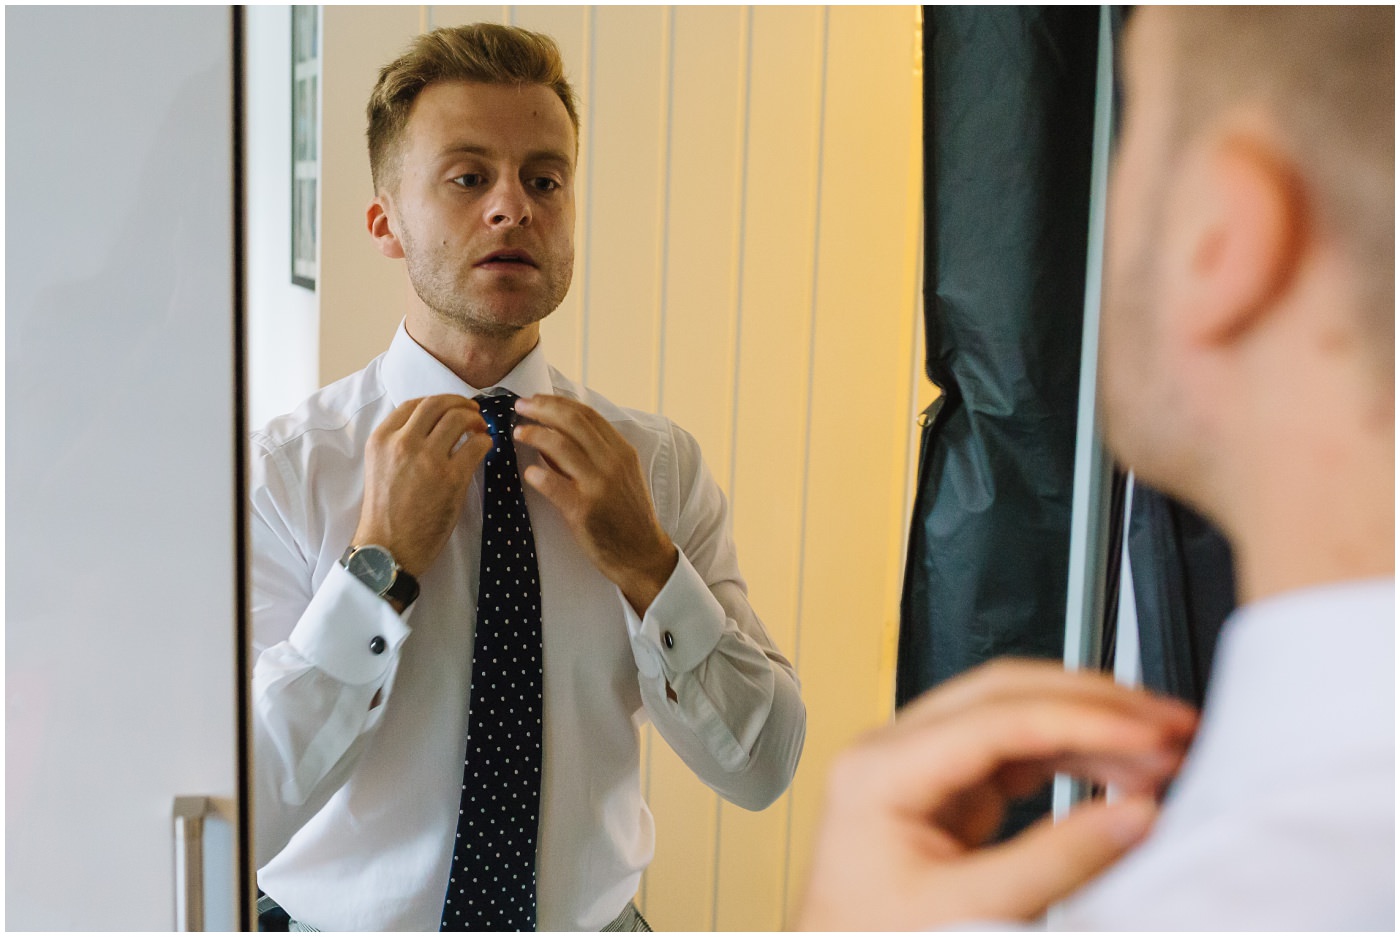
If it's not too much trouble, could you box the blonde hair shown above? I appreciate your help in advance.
[366,22,579,193]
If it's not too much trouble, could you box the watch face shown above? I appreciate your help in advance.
[346,545,396,595]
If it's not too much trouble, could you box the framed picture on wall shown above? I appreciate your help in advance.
[291,5,319,290]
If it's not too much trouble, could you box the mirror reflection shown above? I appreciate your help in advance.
[245,6,928,930]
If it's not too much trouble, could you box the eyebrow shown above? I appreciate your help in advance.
[437,143,573,167]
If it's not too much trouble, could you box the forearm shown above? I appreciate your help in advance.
[252,565,411,865]
[642,643,805,809]
[252,648,385,863]
[628,557,806,809]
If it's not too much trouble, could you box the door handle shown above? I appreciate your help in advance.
[172,796,212,931]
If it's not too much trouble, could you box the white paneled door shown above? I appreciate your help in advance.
[6,6,249,930]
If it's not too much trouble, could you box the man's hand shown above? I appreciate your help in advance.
[512,394,678,614]
[353,395,493,579]
[797,660,1199,931]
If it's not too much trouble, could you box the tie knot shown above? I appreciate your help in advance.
[476,393,518,440]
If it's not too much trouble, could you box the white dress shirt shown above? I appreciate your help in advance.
[1053,577,1395,930]
[250,323,806,931]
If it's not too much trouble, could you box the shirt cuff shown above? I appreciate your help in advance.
[623,551,726,680]
[288,563,413,685]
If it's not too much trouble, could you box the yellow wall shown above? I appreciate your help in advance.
[319,5,931,929]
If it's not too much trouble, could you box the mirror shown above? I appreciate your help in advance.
[244,5,931,929]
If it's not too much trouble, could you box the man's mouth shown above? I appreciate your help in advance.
[475,249,538,268]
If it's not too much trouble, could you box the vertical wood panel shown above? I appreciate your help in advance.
[581,7,669,409]
[427,6,508,29]
[656,5,745,466]
[715,6,826,931]
[643,9,749,928]
[318,5,423,385]
[783,6,923,923]
[576,6,672,921]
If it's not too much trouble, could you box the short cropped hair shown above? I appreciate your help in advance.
[1164,6,1394,371]
[366,22,580,193]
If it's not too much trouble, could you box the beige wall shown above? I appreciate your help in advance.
[319,5,931,929]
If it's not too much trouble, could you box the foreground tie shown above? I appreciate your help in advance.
[441,393,544,932]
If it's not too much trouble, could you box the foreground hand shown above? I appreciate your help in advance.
[513,394,678,614]
[797,660,1199,931]
[353,395,493,578]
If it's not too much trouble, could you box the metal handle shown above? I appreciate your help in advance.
[173,796,211,931]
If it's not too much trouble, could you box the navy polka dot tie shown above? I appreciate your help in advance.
[441,393,544,932]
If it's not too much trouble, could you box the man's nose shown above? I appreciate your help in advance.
[483,178,531,228]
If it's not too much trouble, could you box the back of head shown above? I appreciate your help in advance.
[366,22,580,193]
[1164,5,1394,383]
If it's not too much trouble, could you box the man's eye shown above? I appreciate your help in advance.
[452,173,485,188]
[529,177,561,193]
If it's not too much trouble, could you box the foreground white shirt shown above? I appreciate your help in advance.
[1054,577,1395,930]
[251,325,805,930]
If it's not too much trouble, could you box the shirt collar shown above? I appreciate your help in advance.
[381,320,556,404]
[1164,576,1394,810]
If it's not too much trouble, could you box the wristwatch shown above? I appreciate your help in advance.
[339,544,420,608]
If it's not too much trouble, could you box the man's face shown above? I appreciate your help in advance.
[384,80,576,339]
[1100,10,1186,482]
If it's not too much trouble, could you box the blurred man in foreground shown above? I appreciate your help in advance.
[799,6,1394,929]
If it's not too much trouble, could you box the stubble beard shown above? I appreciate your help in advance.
[1101,243,1160,469]
[1100,148,1173,477]
[1101,227,1201,502]
[403,233,574,341]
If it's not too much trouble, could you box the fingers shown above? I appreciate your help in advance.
[513,420,594,480]
[371,396,485,454]
[423,405,489,461]
[956,797,1158,919]
[371,396,422,436]
[802,661,1194,930]
[451,430,495,464]
[842,693,1191,822]
[989,743,1186,802]
[891,662,1197,800]
[933,665,1195,796]
[901,659,1197,738]
[513,394,611,454]
[394,396,491,462]
[943,699,1187,797]
[401,394,483,439]
[355,395,489,578]
[517,460,573,508]
[512,394,623,500]
[512,394,674,613]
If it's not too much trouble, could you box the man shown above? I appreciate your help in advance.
[799,6,1393,930]
[250,23,805,931]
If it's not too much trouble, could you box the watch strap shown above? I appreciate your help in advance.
[339,544,420,608]
[384,565,420,607]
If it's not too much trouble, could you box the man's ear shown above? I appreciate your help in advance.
[1180,137,1302,345]
[367,195,405,260]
